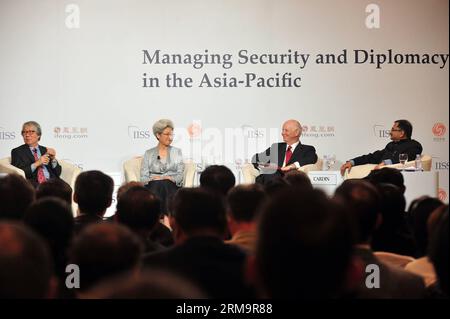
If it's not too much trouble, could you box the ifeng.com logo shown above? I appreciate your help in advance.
[301,125,335,138]
[432,123,446,142]
[54,127,88,139]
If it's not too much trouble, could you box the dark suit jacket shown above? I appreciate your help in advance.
[11,144,62,186]
[354,247,425,299]
[252,142,317,184]
[252,142,318,169]
[143,236,254,298]
[352,139,423,166]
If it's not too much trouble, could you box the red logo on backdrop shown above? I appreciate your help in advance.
[438,188,447,202]
[187,123,202,138]
[432,123,446,137]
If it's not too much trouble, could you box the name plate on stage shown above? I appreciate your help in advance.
[308,172,339,185]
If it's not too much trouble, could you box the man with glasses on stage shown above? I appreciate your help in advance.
[340,119,423,175]
[11,121,61,187]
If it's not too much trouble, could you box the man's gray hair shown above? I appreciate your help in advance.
[22,121,42,139]
[152,119,174,138]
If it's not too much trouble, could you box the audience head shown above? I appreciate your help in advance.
[283,170,313,191]
[0,174,35,220]
[255,189,356,298]
[171,188,227,239]
[376,183,406,228]
[24,198,74,259]
[0,222,54,298]
[263,176,289,196]
[334,179,381,244]
[74,170,114,216]
[200,165,235,195]
[69,223,143,293]
[115,185,161,232]
[365,167,406,194]
[407,196,444,257]
[427,204,448,236]
[226,184,266,223]
[36,178,73,206]
[116,181,144,201]
[428,207,449,296]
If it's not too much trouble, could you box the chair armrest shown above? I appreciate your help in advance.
[344,164,376,179]
[241,163,259,184]
[385,155,432,171]
[0,160,26,178]
[299,158,323,173]
[59,160,82,189]
[123,157,143,183]
[183,161,196,187]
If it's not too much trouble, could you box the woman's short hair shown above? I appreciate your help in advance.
[152,119,174,138]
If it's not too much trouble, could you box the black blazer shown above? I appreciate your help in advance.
[11,144,62,185]
[352,139,423,166]
[252,142,318,169]
[143,236,254,298]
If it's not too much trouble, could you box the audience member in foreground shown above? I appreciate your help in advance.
[144,188,253,298]
[428,207,449,297]
[0,222,56,298]
[251,188,361,298]
[115,185,166,253]
[200,165,236,196]
[73,170,114,233]
[69,223,143,297]
[83,269,206,299]
[334,180,425,299]
[24,197,74,296]
[225,184,266,254]
[0,174,35,220]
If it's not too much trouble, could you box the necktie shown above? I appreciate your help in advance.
[32,148,46,184]
[285,145,293,165]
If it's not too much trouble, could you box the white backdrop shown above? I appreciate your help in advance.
[1,0,448,206]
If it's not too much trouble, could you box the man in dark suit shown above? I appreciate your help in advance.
[11,121,61,188]
[334,180,426,299]
[340,119,423,175]
[143,188,254,298]
[252,119,318,185]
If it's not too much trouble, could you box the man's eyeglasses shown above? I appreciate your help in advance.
[21,130,36,135]
[390,129,403,132]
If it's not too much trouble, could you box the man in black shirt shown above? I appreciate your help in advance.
[340,119,422,175]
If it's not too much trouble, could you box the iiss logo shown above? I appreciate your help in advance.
[301,124,335,138]
[54,127,88,139]
[128,126,152,139]
[373,124,391,139]
[0,127,16,140]
[241,125,265,139]
[433,157,449,171]
[432,123,447,142]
